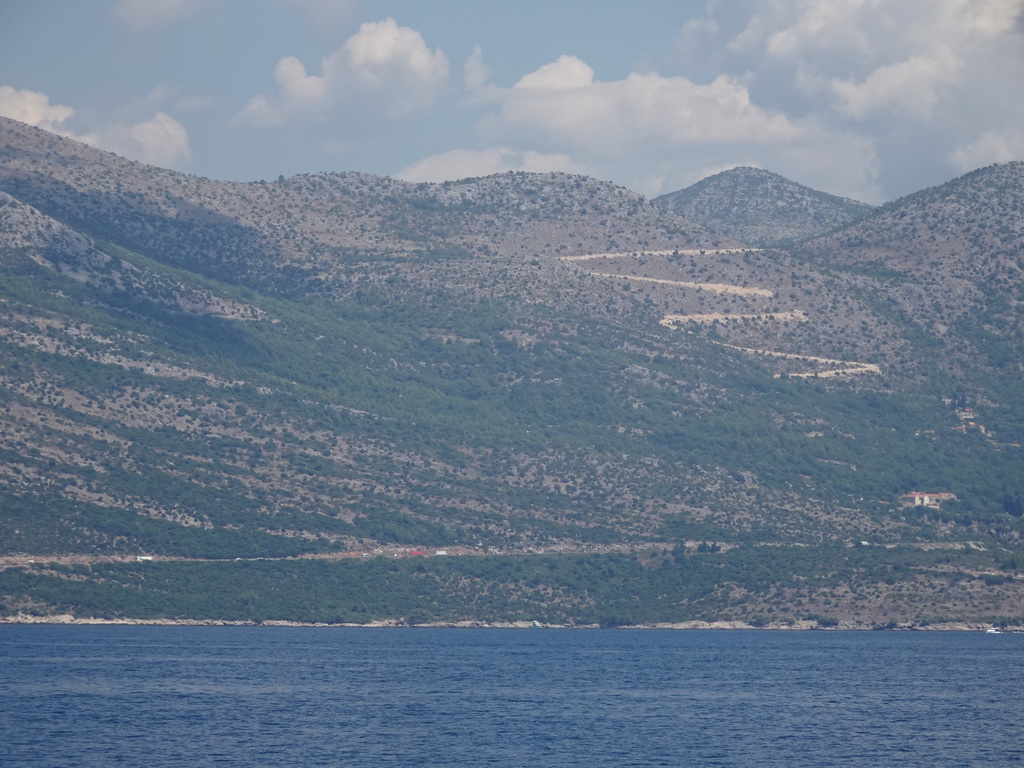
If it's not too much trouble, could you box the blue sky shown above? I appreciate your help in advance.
[2,1,1023,203]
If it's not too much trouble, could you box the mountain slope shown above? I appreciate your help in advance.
[0,116,733,287]
[795,162,1024,380]
[654,166,875,246]
[1,119,1022,627]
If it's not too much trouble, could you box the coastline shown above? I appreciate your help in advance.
[1,614,1019,632]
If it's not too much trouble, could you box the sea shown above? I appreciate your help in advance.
[1,626,1021,768]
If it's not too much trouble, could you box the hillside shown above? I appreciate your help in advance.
[796,162,1024,376]
[654,166,875,246]
[1,118,1022,628]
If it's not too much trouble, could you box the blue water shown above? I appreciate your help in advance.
[1,627,1021,767]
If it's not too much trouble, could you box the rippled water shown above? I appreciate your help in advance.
[1,626,1021,767]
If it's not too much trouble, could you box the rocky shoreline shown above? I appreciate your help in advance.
[1,614,1020,632]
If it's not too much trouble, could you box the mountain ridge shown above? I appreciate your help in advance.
[654,166,875,246]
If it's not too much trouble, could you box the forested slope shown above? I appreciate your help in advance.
[1,118,1022,626]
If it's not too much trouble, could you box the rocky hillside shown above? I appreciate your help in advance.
[654,166,874,246]
[0,116,731,285]
[1,117,1022,626]
[795,162,1024,380]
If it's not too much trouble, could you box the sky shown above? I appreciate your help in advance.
[1,1,1023,204]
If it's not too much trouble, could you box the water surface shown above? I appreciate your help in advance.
[1,626,1021,767]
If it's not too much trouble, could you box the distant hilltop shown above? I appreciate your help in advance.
[653,166,874,246]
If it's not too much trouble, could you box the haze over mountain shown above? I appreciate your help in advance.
[1,117,1022,628]
[654,167,875,246]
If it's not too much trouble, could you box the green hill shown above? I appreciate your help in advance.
[1,117,1021,628]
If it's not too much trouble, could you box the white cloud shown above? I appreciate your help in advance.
[234,57,327,128]
[114,0,205,29]
[761,0,876,60]
[458,54,884,200]
[704,0,1024,117]
[487,65,801,156]
[79,86,195,169]
[467,56,854,194]
[0,85,75,131]
[719,0,1024,69]
[17,1,1020,204]
[342,18,447,103]
[464,45,490,92]
[397,147,583,183]
[0,83,192,169]
[234,18,449,127]
[514,55,595,90]
[671,0,1024,196]
[970,0,1024,34]
[949,130,1024,173]
[127,112,193,167]
[62,112,193,170]
[831,48,962,121]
